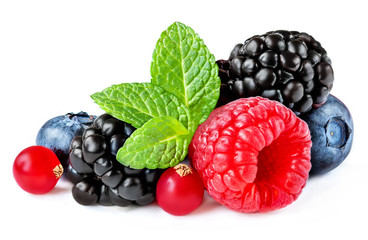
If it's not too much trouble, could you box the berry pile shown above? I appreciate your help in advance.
[12,23,353,216]
[217,30,334,114]
[68,114,163,206]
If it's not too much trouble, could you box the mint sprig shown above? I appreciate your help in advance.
[91,22,220,169]
[91,82,193,131]
[117,116,191,169]
[151,22,220,126]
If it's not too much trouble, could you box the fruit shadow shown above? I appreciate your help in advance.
[190,191,292,217]
[48,185,71,195]
[189,192,223,216]
[48,177,74,195]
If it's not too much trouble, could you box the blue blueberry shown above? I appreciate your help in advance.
[36,112,96,168]
[301,95,353,175]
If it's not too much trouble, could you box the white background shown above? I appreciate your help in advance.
[1,0,367,239]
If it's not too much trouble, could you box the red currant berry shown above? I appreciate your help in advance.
[13,146,63,194]
[156,164,204,216]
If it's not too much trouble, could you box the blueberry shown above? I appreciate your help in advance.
[300,95,353,175]
[36,112,96,168]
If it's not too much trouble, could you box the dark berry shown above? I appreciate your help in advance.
[274,30,292,41]
[298,60,315,82]
[217,30,334,114]
[68,114,162,208]
[287,39,308,58]
[232,80,246,98]
[72,180,100,206]
[254,68,276,88]
[282,81,304,103]
[94,113,112,129]
[82,134,106,164]
[135,192,155,206]
[261,89,282,101]
[110,134,127,156]
[264,34,286,51]
[312,85,329,104]
[229,57,244,78]
[258,50,278,68]
[101,169,124,188]
[124,167,144,175]
[82,127,101,140]
[242,37,264,56]
[279,51,301,72]
[242,58,258,75]
[294,95,313,113]
[93,156,114,176]
[98,185,114,206]
[308,50,322,65]
[243,77,259,96]
[70,136,82,150]
[229,43,243,60]
[144,169,164,184]
[108,188,131,207]
[69,148,93,174]
[118,177,145,201]
[316,62,334,86]
[123,123,136,137]
[67,164,92,185]
[102,118,125,138]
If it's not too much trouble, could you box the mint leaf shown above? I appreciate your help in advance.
[116,116,191,169]
[91,83,193,131]
[151,22,220,125]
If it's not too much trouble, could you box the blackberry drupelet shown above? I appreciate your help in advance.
[217,30,334,114]
[68,113,163,206]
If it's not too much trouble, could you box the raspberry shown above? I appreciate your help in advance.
[189,97,312,212]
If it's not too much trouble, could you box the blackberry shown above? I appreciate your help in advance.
[217,30,334,114]
[68,113,163,206]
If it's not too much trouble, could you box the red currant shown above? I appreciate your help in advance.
[13,146,63,194]
[156,163,204,216]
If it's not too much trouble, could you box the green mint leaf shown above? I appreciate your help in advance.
[90,82,193,130]
[116,116,191,169]
[151,22,220,125]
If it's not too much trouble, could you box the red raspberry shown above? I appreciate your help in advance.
[189,97,312,212]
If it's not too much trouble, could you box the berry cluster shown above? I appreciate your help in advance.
[68,114,163,206]
[217,30,334,114]
[12,24,353,216]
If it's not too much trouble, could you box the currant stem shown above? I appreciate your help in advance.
[53,164,64,179]
[174,164,193,177]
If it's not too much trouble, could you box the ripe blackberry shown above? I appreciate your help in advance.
[217,30,334,114]
[68,113,163,206]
